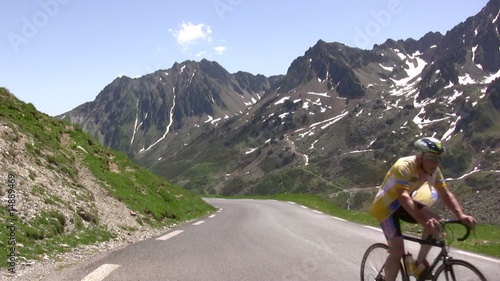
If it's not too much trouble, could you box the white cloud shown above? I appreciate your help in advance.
[196,51,207,57]
[169,21,212,49]
[214,46,227,55]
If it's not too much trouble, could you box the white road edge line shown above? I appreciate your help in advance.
[313,210,324,214]
[193,220,205,225]
[208,214,216,218]
[364,226,382,232]
[81,264,120,281]
[331,216,347,221]
[287,201,296,205]
[156,230,184,241]
[453,250,500,264]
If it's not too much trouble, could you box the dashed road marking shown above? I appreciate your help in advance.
[156,230,184,241]
[301,205,308,209]
[208,214,216,218]
[313,210,324,214]
[331,216,347,222]
[193,220,205,225]
[81,264,120,281]
[287,201,296,205]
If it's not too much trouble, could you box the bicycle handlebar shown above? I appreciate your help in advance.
[441,219,472,242]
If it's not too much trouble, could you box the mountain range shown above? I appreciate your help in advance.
[60,0,500,224]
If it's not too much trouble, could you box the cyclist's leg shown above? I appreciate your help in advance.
[399,202,440,264]
[416,206,440,264]
[380,215,404,281]
[386,237,404,281]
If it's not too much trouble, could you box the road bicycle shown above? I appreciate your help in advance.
[360,220,487,281]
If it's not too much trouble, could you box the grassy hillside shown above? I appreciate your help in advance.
[0,88,214,269]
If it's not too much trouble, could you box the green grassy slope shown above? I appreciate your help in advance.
[0,87,214,268]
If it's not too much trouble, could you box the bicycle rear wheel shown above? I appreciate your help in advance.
[433,259,486,281]
[361,243,405,281]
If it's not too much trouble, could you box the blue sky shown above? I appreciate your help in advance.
[0,0,489,116]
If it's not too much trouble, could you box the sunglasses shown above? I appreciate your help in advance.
[424,155,442,163]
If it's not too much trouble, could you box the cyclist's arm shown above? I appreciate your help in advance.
[434,170,476,227]
[397,188,428,225]
[436,188,463,217]
[399,188,442,236]
[436,187,476,227]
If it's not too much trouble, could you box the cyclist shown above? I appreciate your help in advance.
[370,137,477,281]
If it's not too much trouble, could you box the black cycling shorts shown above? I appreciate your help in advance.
[380,201,425,239]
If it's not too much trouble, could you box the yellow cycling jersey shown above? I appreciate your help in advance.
[370,155,447,222]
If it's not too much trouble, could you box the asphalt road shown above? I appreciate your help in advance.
[46,198,500,281]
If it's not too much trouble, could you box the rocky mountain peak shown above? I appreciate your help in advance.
[60,1,500,224]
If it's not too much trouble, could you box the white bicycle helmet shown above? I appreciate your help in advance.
[414,137,445,154]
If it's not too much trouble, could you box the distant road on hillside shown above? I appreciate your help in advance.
[46,198,500,281]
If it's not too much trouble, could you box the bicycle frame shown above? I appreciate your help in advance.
[401,220,472,280]
[361,220,485,281]
[402,234,447,280]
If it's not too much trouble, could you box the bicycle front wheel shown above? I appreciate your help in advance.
[433,259,486,281]
[361,243,405,281]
